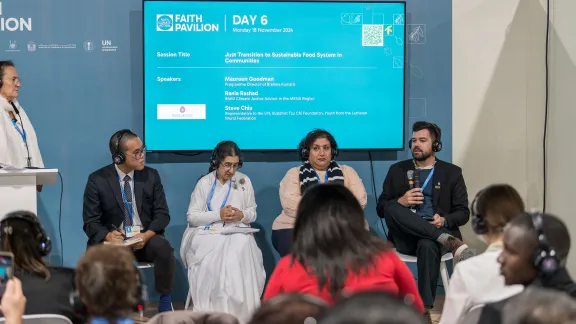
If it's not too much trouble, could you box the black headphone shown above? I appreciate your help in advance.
[409,122,443,153]
[266,293,329,309]
[69,260,147,316]
[209,141,243,171]
[0,211,52,257]
[112,130,132,165]
[298,129,339,162]
[471,190,488,235]
[530,212,560,275]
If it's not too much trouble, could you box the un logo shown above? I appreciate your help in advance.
[156,14,174,32]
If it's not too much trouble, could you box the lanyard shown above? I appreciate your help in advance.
[420,167,435,191]
[207,172,232,211]
[119,175,134,221]
[314,170,329,183]
[10,118,26,144]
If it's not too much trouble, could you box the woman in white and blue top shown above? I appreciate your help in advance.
[180,141,265,324]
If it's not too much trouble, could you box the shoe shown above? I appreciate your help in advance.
[158,294,172,313]
[444,236,475,264]
[424,307,434,324]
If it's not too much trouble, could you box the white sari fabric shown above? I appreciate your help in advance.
[0,96,44,168]
[180,171,265,324]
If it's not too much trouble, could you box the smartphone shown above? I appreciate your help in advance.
[0,252,14,295]
[422,216,435,221]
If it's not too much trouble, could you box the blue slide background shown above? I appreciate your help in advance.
[144,1,406,151]
[3,0,451,301]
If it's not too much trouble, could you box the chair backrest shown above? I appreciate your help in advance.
[0,314,73,324]
[459,305,484,324]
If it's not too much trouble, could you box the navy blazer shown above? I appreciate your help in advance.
[376,159,470,239]
[82,164,170,245]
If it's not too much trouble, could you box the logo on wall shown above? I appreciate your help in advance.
[27,41,36,52]
[101,39,118,52]
[0,1,33,32]
[83,40,95,52]
[156,14,174,31]
[5,40,18,52]
[180,106,186,113]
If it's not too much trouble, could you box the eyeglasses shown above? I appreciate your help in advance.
[130,146,146,159]
[221,163,239,170]
[3,77,21,85]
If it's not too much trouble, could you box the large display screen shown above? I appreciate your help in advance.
[143,0,406,151]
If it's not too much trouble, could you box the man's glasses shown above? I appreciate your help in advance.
[3,77,21,85]
[130,146,146,159]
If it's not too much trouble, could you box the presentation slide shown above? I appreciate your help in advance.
[143,0,406,151]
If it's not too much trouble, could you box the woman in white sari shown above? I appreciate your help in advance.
[180,141,265,323]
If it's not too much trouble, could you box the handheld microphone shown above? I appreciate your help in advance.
[407,170,414,189]
[414,169,421,189]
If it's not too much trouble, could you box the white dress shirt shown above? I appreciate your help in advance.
[115,165,142,227]
[439,242,524,324]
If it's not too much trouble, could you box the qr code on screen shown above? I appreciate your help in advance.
[362,24,384,46]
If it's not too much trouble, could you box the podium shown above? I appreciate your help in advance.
[0,169,58,217]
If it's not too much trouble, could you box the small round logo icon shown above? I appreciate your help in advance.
[84,41,95,52]
[180,106,186,113]
[157,15,173,31]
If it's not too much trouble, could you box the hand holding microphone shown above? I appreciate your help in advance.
[398,170,424,208]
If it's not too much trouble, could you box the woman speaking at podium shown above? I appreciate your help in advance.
[271,129,368,257]
[0,60,44,169]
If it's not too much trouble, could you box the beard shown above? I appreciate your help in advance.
[412,149,432,161]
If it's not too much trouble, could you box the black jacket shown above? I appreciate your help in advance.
[82,164,171,245]
[376,159,470,239]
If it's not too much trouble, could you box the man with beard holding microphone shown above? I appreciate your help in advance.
[377,121,475,323]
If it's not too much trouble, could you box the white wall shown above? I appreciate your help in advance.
[453,0,547,252]
[547,0,576,274]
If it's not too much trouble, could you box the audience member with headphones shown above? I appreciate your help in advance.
[71,244,146,324]
[0,210,84,324]
[477,211,576,324]
[81,129,175,313]
[271,129,368,257]
[180,140,265,323]
[0,60,44,169]
[439,184,525,324]
[376,121,475,323]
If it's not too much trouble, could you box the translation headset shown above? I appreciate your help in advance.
[529,212,560,275]
[409,122,443,153]
[69,260,147,316]
[112,130,132,165]
[470,189,488,235]
[209,141,243,171]
[298,129,339,162]
[0,211,52,257]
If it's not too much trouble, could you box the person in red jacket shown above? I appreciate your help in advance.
[263,183,424,314]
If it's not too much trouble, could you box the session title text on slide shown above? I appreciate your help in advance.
[156,51,345,64]
[164,14,269,32]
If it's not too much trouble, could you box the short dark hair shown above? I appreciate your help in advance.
[209,140,243,173]
[412,121,441,141]
[249,294,328,324]
[509,212,571,263]
[298,129,338,162]
[108,129,138,155]
[0,60,15,83]
[292,184,392,297]
[475,184,525,233]
[75,245,140,319]
[319,291,426,324]
[505,286,576,324]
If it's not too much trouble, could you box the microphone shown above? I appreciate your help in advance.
[10,101,20,115]
[414,169,421,189]
[407,170,414,189]
[10,102,31,168]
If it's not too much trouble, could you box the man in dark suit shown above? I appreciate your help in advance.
[377,121,475,322]
[82,129,175,312]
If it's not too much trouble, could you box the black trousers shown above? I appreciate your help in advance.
[133,235,176,295]
[384,202,449,307]
[271,229,293,257]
